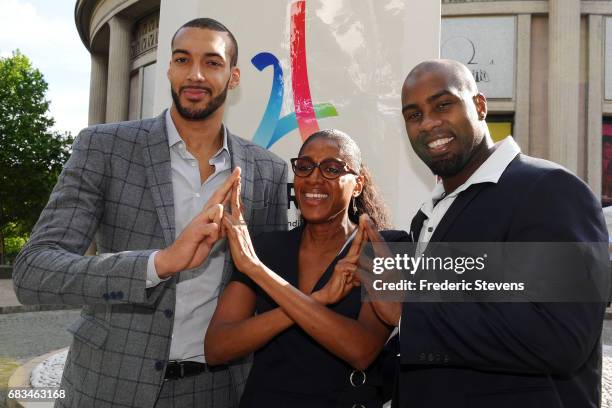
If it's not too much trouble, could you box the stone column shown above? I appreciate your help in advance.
[87,54,107,256]
[106,16,132,123]
[548,0,580,172]
[514,14,531,153]
[88,53,107,125]
[587,14,603,196]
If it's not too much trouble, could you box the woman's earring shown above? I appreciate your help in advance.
[352,196,357,214]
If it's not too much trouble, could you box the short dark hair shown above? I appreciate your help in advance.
[171,18,239,67]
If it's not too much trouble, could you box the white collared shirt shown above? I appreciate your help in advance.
[145,109,231,363]
[418,136,521,247]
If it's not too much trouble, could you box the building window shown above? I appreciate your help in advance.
[127,63,157,120]
[487,115,513,143]
[128,72,140,120]
[141,63,156,119]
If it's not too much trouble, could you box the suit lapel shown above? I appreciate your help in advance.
[429,183,488,242]
[227,131,253,222]
[409,210,428,242]
[141,111,175,246]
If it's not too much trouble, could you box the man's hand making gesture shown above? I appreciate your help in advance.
[154,167,241,279]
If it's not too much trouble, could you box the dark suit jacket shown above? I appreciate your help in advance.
[396,153,608,408]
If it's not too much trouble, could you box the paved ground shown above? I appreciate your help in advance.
[0,280,19,308]
[0,309,80,408]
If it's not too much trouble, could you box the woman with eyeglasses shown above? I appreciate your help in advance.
[205,129,408,407]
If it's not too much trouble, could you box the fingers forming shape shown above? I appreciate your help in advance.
[205,167,241,211]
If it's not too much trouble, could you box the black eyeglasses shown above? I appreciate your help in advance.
[290,157,358,180]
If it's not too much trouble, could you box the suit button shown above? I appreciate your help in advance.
[435,353,441,362]
[116,291,124,300]
[444,354,450,363]
[418,353,426,362]
[164,309,174,318]
[154,360,165,371]
[102,293,109,301]
[109,292,117,300]
[427,353,434,362]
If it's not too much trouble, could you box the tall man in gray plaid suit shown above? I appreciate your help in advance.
[13,18,288,407]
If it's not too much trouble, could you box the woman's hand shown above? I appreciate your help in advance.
[313,257,360,305]
[222,174,262,276]
[313,221,366,305]
[359,214,402,327]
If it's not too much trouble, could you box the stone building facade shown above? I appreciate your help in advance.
[75,0,612,203]
[75,0,160,125]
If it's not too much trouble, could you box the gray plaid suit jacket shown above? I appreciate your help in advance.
[13,111,288,407]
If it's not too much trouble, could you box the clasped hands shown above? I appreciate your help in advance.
[153,167,268,279]
[154,167,241,279]
[154,166,398,324]
[154,166,263,280]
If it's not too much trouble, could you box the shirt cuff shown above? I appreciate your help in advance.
[146,251,170,288]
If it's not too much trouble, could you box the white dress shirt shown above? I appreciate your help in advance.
[417,136,521,247]
[145,109,231,362]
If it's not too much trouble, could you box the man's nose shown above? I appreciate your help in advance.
[419,114,442,133]
[188,63,205,81]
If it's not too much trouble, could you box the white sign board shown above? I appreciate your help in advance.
[442,16,516,99]
[155,0,440,229]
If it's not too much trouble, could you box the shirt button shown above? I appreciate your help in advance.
[194,193,200,198]
[191,162,196,167]
[427,227,433,232]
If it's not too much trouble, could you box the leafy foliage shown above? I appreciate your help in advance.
[0,51,74,263]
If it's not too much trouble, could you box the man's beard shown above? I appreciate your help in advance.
[171,81,229,121]
[413,137,471,178]
[425,153,468,178]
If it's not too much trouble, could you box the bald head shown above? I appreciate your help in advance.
[400,59,492,181]
[404,59,478,96]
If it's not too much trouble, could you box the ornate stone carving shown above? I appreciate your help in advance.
[131,13,159,60]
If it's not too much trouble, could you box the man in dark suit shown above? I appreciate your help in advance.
[13,18,287,407]
[370,59,608,407]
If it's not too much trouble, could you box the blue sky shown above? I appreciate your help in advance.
[0,0,90,136]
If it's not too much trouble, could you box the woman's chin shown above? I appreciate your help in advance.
[301,210,346,226]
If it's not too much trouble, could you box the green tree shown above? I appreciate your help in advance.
[0,50,73,264]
